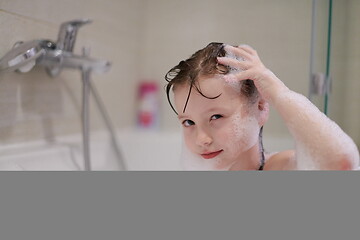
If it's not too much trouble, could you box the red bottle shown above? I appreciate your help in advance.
[137,81,159,129]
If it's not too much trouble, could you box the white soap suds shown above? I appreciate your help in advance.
[231,112,259,148]
[217,47,246,93]
[226,112,259,161]
[223,75,242,93]
[224,50,245,74]
[276,90,359,169]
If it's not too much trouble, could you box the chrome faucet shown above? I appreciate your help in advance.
[0,19,111,76]
[42,19,110,77]
[0,19,126,171]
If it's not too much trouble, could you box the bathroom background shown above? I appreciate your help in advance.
[0,0,359,170]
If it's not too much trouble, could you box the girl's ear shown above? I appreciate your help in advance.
[257,98,269,126]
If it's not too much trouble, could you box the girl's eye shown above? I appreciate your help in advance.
[182,119,195,127]
[210,114,223,121]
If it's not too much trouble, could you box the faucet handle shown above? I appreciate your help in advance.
[56,19,92,52]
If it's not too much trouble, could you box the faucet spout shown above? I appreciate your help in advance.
[39,50,111,76]
[60,52,111,73]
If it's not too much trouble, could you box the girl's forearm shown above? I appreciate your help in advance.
[270,85,359,170]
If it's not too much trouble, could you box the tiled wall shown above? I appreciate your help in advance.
[0,0,359,147]
[0,0,144,144]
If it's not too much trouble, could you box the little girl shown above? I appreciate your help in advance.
[165,42,359,170]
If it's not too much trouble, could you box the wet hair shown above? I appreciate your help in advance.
[164,42,265,170]
[165,42,258,115]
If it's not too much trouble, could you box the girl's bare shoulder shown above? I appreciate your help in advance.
[264,150,296,170]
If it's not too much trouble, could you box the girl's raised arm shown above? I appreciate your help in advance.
[218,45,359,170]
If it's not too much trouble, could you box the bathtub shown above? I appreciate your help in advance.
[0,129,293,171]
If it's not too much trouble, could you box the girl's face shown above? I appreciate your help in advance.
[174,76,266,170]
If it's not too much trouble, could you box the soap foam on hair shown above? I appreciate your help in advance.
[224,45,245,73]
[216,45,246,93]
[217,75,242,94]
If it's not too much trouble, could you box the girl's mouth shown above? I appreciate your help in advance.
[201,150,223,159]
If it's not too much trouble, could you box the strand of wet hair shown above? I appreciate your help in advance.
[258,126,265,170]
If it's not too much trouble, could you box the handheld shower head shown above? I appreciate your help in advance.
[0,40,55,73]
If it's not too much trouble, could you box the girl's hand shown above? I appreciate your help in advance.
[217,45,288,102]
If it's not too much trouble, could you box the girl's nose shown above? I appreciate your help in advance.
[195,130,213,147]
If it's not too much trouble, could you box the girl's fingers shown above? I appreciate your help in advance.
[217,57,250,70]
[224,45,252,61]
